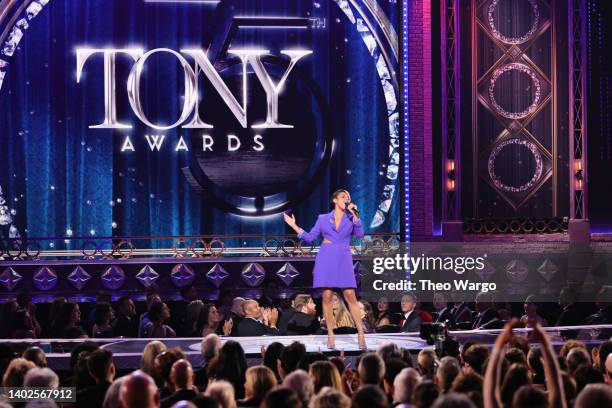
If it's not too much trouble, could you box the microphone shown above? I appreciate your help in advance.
[345,201,359,218]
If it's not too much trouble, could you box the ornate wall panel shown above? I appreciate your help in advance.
[470,0,564,219]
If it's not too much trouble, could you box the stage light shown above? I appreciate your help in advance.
[574,159,583,190]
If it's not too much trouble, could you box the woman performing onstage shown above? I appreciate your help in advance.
[284,189,367,349]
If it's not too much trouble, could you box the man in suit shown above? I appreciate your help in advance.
[399,294,422,332]
[160,359,199,408]
[433,292,454,327]
[471,292,499,329]
[77,349,115,408]
[236,299,280,336]
[278,294,319,335]
[227,297,246,337]
[112,296,138,337]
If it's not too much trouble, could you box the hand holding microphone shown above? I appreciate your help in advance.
[345,201,359,219]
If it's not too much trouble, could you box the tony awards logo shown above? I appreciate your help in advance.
[75,47,312,152]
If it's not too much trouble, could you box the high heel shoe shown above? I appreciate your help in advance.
[326,335,336,349]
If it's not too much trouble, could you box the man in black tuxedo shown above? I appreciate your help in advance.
[76,349,115,408]
[471,292,499,329]
[433,292,455,327]
[160,359,199,408]
[236,299,280,336]
[277,294,319,335]
[112,296,138,337]
[227,297,246,337]
[399,294,422,332]
[555,287,582,338]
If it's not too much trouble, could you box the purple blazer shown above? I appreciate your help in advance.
[298,210,365,288]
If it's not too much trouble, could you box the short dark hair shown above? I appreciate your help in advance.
[411,381,440,408]
[573,363,604,393]
[384,358,409,386]
[358,352,385,385]
[463,344,489,375]
[87,349,113,380]
[330,189,350,204]
[94,302,113,326]
[261,387,302,408]
[279,342,306,375]
[352,384,388,408]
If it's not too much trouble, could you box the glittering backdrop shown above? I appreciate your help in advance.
[0,0,399,248]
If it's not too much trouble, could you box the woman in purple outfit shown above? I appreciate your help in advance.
[284,189,367,349]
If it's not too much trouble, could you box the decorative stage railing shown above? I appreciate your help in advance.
[0,233,401,261]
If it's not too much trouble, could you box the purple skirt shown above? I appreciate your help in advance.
[312,243,356,288]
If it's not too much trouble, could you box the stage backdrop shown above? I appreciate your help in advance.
[0,0,399,249]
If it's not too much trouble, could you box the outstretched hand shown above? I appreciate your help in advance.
[283,213,297,228]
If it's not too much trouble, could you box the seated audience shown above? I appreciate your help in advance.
[160,359,198,408]
[277,294,319,335]
[309,360,343,393]
[112,296,138,337]
[53,302,87,338]
[144,302,176,338]
[198,303,225,337]
[120,370,160,408]
[358,352,385,385]
[520,295,548,327]
[437,357,461,394]
[77,349,115,408]
[238,365,276,407]
[141,340,167,378]
[359,300,376,333]
[235,300,279,336]
[92,302,115,338]
[282,369,314,406]
[393,368,422,407]
[22,346,47,368]
[375,296,392,327]
[472,292,500,330]
[23,367,59,388]
[205,380,236,408]
[195,334,221,389]
[399,294,422,332]
[310,386,351,408]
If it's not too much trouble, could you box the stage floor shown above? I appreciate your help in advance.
[3,324,609,371]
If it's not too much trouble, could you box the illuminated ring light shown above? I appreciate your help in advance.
[115,240,134,260]
[191,239,208,258]
[280,239,298,256]
[488,138,543,193]
[208,239,225,257]
[264,239,280,257]
[81,241,97,259]
[484,221,497,233]
[99,240,116,259]
[173,239,190,258]
[487,0,540,44]
[488,63,542,119]
[25,240,42,259]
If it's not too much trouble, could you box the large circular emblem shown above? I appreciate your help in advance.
[488,63,541,120]
[487,138,543,193]
[487,0,540,45]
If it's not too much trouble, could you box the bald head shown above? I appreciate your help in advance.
[120,370,159,408]
[243,300,261,319]
[605,353,612,385]
[170,359,194,390]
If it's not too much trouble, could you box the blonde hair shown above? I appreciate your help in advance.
[141,341,167,375]
[206,380,237,408]
[333,293,355,328]
[245,365,277,401]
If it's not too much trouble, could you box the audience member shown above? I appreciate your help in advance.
[238,365,276,407]
[399,294,422,332]
[161,359,198,408]
[120,370,160,408]
[236,300,279,336]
